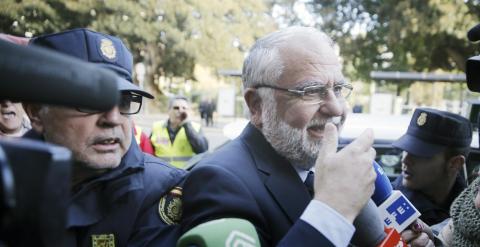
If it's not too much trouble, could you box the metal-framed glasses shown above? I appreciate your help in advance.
[252,83,353,105]
[76,92,143,115]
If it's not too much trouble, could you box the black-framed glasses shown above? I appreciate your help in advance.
[76,92,143,115]
[252,82,353,105]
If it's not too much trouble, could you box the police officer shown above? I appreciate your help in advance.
[150,96,208,168]
[392,108,472,226]
[23,28,185,246]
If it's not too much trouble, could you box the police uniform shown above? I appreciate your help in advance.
[393,174,466,226]
[391,107,471,225]
[150,120,208,168]
[27,28,186,246]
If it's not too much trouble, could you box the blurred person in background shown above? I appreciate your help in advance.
[133,123,154,155]
[204,98,215,127]
[150,96,208,168]
[391,108,472,227]
[0,100,30,138]
[0,34,31,138]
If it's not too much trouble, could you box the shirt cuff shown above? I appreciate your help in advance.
[300,200,355,247]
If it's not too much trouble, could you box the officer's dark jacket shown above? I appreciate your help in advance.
[392,175,466,226]
[24,130,186,247]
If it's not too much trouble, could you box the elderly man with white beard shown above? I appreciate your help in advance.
[180,27,433,246]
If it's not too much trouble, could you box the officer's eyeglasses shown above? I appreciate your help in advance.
[76,93,143,115]
[252,82,353,105]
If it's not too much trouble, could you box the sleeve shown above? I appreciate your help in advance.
[139,132,155,155]
[128,164,186,246]
[300,200,355,247]
[182,122,209,153]
[181,165,335,247]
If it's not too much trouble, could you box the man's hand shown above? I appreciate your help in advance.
[401,220,435,247]
[179,111,190,126]
[313,123,377,223]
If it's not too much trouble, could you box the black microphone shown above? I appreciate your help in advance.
[0,39,119,111]
[351,199,387,247]
[468,24,480,42]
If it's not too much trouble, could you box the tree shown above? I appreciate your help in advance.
[0,0,275,98]
[308,0,479,82]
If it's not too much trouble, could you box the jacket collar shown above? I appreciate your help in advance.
[23,129,146,227]
[240,123,311,223]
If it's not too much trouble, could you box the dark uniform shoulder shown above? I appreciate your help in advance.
[142,153,186,186]
[139,153,186,227]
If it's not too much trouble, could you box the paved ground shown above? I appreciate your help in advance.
[132,113,246,151]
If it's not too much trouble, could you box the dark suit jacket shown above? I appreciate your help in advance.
[181,123,334,246]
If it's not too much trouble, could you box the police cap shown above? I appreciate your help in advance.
[29,28,153,99]
[392,108,472,157]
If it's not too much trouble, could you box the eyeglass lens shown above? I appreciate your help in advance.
[76,93,142,114]
[301,84,352,105]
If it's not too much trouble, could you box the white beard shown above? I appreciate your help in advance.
[259,94,344,170]
[260,103,316,170]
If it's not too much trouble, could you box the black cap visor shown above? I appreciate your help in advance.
[392,134,446,158]
[117,77,154,99]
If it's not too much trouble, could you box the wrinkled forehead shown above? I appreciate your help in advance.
[278,34,344,87]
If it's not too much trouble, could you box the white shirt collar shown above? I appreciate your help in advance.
[294,165,314,183]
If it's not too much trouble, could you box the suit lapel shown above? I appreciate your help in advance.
[241,124,311,223]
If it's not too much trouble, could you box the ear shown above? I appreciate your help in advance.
[23,103,45,133]
[447,155,465,175]
[244,88,262,128]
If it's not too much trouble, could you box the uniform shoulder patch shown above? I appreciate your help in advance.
[158,186,183,225]
[91,233,115,247]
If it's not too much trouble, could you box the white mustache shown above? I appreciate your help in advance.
[307,116,342,128]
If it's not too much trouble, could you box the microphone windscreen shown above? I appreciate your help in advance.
[468,23,480,42]
[177,218,260,247]
[371,161,394,206]
[0,39,119,111]
[466,56,480,93]
[351,200,387,247]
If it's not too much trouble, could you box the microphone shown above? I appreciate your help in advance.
[467,23,480,42]
[371,161,421,232]
[176,218,260,247]
[351,199,387,247]
[466,55,480,93]
[0,39,119,111]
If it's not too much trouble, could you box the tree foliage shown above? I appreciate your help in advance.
[0,0,275,96]
[309,0,480,82]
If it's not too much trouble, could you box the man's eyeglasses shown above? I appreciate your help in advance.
[172,106,187,111]
[252,83,353,105]
[76,93,143,115]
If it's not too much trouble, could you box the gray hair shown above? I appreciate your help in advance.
[168,95,189,109]
[242,26,334,90]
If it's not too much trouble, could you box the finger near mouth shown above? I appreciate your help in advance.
[307,125,325,138]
